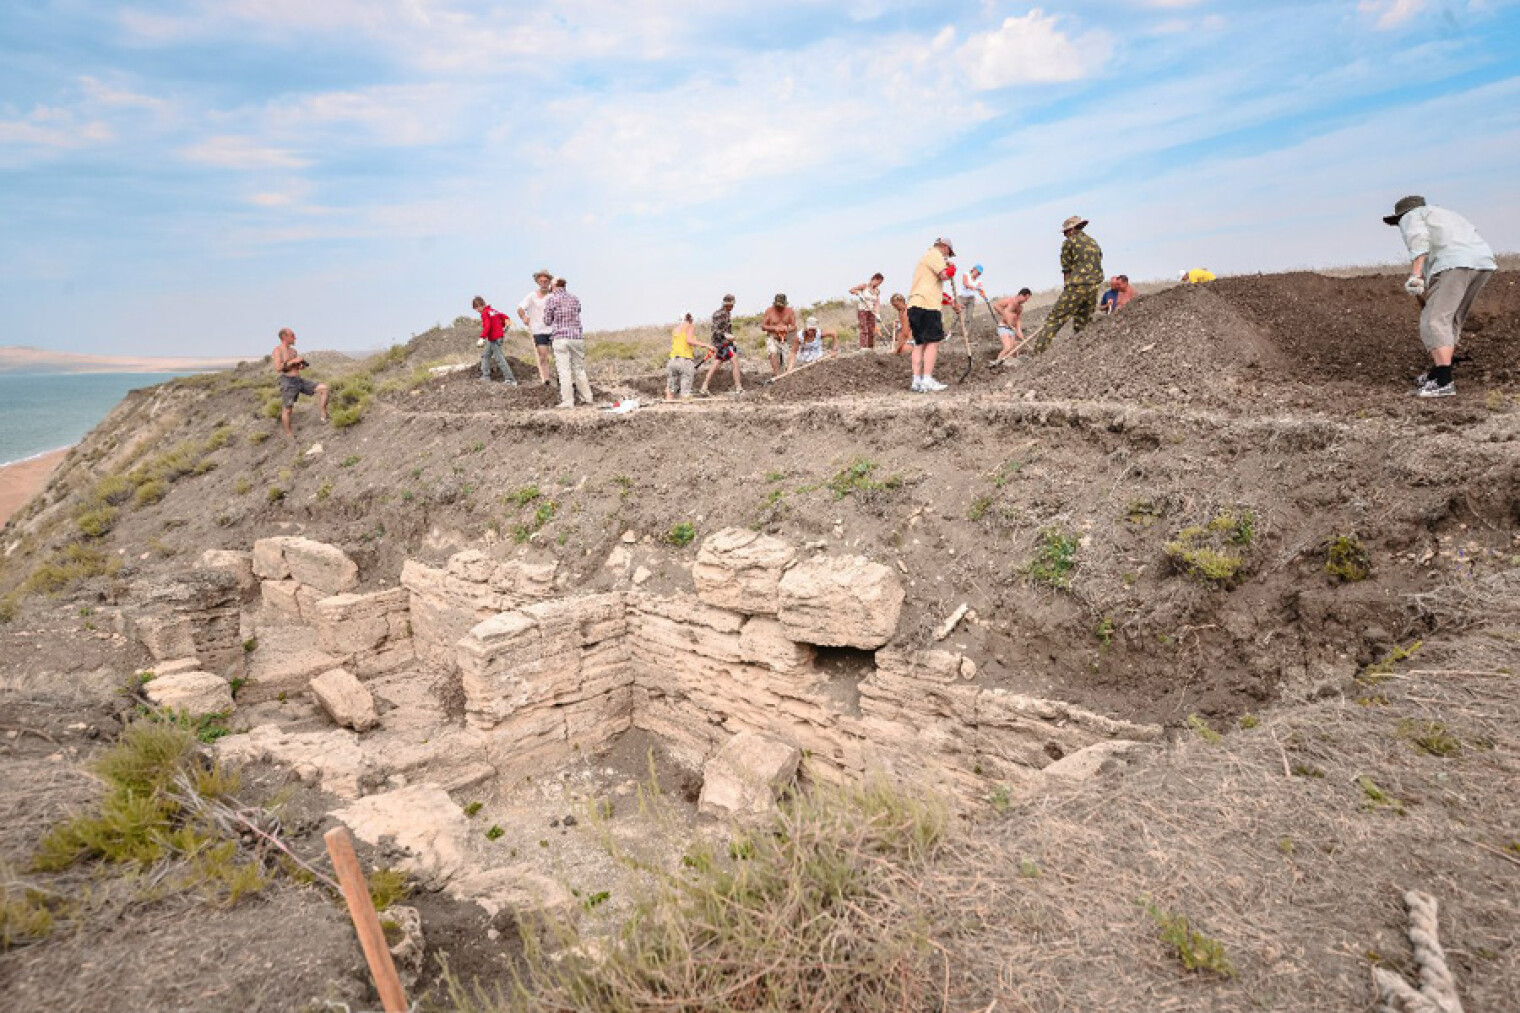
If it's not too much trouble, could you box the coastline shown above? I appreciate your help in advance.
[0,447,69,527]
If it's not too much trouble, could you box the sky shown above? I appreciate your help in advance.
[1,0,1518,355]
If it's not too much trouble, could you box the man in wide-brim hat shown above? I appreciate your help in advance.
[1384,195,1496,398]
[1027,215,1104,355]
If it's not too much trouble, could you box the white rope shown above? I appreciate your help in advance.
[1373,891,1463,1013]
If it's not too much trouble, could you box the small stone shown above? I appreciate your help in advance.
[549,817,560,828]
[562,814,577,827]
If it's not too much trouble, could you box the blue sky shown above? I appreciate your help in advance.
[1,0,1517,356]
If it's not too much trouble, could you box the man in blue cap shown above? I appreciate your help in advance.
[1385,195,1495,398]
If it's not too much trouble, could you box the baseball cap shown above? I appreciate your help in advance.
[773,293,788,307]
[805,316,818,328]
[934,237,956,256]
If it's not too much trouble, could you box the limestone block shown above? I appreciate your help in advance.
[738,617,815,674]
[253,536,359,595]
[692,528,797,614]
[251,539,290,580]
[136,614,198,661]
[130,569,242,673]
[314,588,411,655]
[778,555,903,649]
[237,626,345,705]
[698,731,801,818]
[262,579,303,620]
[1039,740,1147,781]
[310,667,380,732]
[489,559,558,598]
[447,549,495,582]
[333,785,471,886]
[448,866,577,927]
[197,549,256,595]
[150,657,203,677]
[145,671,234,716]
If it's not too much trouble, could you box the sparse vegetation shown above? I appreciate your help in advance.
[463,801,483,817]
[827,458,903,501]
[1398,719,1461,757]
[1164,509,1256,586]
[266,486,286,503]
[366,868,410,911]
[505,485,541,507]
[486,825,505,841]
[967,495,993,522]
[1187,714,1223,745]
[1146,902,1235,978]
[1325,534,1371,582]
[663,521,696,548]
[1361,640,1422,680]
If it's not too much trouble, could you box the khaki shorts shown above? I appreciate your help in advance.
[765,334,788,358]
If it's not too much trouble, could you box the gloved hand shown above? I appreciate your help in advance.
[1404,275,1425,297]
[944,263,957,278]
[476,338,486,348]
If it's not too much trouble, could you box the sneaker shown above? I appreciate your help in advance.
[1413,371,1429,387]
[921,377,948,392]
[910,378,924,393]
[1416,380,1455,398]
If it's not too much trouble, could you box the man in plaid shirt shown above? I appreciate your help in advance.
[545,278,593,408]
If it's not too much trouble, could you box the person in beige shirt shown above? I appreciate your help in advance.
[907,237,955,392]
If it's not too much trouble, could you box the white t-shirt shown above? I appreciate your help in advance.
[518,290,551,334]
[961,272,987,301]
[853,285,881,314]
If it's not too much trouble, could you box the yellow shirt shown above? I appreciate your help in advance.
[909,247,947,310]
[1185,268,1216,284]
[670,326,694,359]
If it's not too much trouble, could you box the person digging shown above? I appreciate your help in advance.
[666,313,710,401]
[1027,215,1103,354]
[906,236,956,392]
[1384,194,1496,398]
[700,294,744,396]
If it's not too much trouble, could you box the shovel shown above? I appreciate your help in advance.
[948,276,975,383]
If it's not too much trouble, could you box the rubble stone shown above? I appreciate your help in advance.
[196,549,256,596]
[313,588,414,675]
[698,732,801,817]
[309,667,380,732]
[401,553,558,667]
[778,555,904,649]
[692,528,797,614]
[144,671,234,716]
[252,536,359,596]
[333,785,471,886]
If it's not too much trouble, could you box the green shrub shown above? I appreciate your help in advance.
[505,485,541,507]
[75,506,119,539]
[827,458,903,501]
[1146,903,1235,977]
[266,486,286,503]
[664,522,696,548]
[132,479,167,508]
[1325,534,1371,582]
[367,868,410,911]
[1024,528,1079,588]
[1164,509,1255,586]
[91,474,135,507]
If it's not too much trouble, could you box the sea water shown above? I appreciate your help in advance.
[0,373,185,466]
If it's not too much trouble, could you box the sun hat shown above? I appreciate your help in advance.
[533,268,552,281]
[773,293,788,307]
[805,316,818,328]
[1383,195,1426,226]
[722,293,736,305]
[1062,215,1088,233]
[1179,270,1189,281]
[934,237,956,256]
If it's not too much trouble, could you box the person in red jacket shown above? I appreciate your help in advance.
[471,296,517,385]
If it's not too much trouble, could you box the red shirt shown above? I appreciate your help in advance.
[479,304,506,341]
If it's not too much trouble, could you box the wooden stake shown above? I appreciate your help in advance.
[324,826,410,1013]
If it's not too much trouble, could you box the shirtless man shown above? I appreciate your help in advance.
[1110,275,1137,312]
[991,288,1033,364]
[517,269,555,386]
[760,293,797,378]
[271,328,329,438]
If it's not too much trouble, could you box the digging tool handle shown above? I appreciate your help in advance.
[325,826,410,1013]
[949,275,975,381]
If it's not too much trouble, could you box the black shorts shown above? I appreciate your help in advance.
[533,332,554,347]
[907,306,945,345]
[714,340,737,362]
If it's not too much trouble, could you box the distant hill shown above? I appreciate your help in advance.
[0,346,246,375]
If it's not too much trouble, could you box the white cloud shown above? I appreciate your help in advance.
[1359,0,1427,29]
[0,106,113,149]
[957,10,1111,89]
[180,135,310,168]
[78,76,167,112]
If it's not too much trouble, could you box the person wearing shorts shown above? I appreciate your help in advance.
[701,294,743,395]
[849,273,884,349]
[271,328,328,439]
[991,288,1033,364]
[760,293,797,378]
[666,313,710,401]
[517,269,555,385]
[907,237,954,392]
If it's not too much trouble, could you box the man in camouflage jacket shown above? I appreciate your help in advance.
[1031,215,1104,353]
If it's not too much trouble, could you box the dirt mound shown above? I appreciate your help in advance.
[389,359,564,411]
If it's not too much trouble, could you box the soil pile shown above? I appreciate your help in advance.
[396,359,563,412]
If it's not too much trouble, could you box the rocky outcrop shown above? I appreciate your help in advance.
[401,551,558,667]
[692,529,796,614]
[196,549,256,598]
[144,670,235,717]
[777,555,904,649]
[698,732,800,818]
[332,785,470,887]
[252,536,359,596]
[309,667,380,732]
[124,569,242,674]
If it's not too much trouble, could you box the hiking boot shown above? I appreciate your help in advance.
[1416,380,1455,398]
[921,377,947,393]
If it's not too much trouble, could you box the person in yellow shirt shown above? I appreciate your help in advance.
[907,237,956,392]
[665,313,710,401]
[1179,268,1216,284]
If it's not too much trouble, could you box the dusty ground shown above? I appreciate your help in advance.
[1,270,1517,1011]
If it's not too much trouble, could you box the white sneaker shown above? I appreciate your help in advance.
[910,378,924,393]
[921,377,948,392]
[1415,380,1455,398]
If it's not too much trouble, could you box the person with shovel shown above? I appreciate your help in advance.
[700,294,743,396]
[1385,195,1495,398]
[849,273,885,349]
[666,313,710,401]
[1029,215,1103,353]
[907,237,955,392]
[959,264,989,318]
[991,288,1033,365]
[761,294,798,378]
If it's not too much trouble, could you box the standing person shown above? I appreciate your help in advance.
[700,294,744,396]
[271,328,329,439]
[666,313,710,401]
[544,278,592,409]
[1385,195,1496,398]
[760,294,797,378]
[960,263,989,318]
[1029,216,1103,353]
[471,296,517,385]
[517,270,556,386]
[788,316,837,370]
[849,273,885,349]
[907,237,955,391]
[991,288,1033,364]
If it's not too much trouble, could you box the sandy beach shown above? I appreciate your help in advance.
[0,448,67,526]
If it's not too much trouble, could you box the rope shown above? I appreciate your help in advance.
[1373,891,1463,1013]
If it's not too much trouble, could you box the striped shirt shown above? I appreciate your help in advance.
[544,290,583,341]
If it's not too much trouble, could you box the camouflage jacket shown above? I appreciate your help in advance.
[1060,231,1104,288]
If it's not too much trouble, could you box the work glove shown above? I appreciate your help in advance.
[1404,275,1425,297]
[477,338,486,348]
[944,263,957,279]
